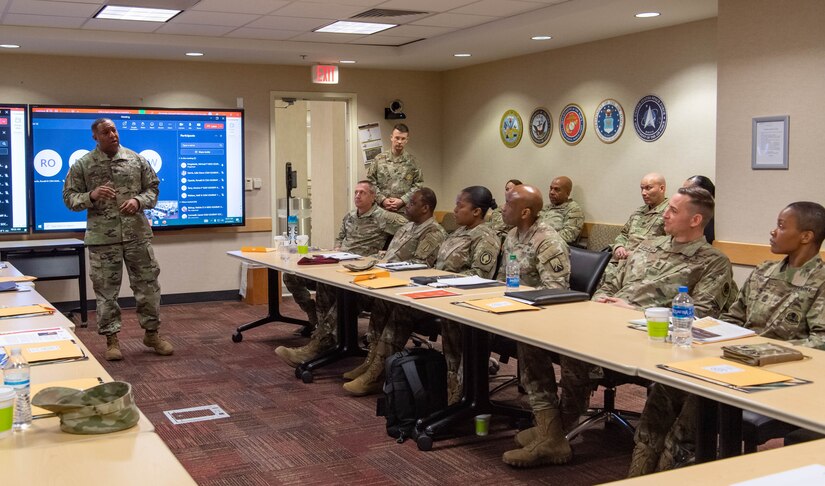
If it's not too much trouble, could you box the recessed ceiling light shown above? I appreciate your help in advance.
[95,5,181,22]
[635,12,660,18]
[186,52,204,57]
[454,53,471,57]
[531,35,552,41]
[0,44,20,49]
[339,60,356,64]
[315,21,396,35]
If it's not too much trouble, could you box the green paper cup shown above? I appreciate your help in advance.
[0,386,14,439]
[645,307,670,342]
[475,413,491,436]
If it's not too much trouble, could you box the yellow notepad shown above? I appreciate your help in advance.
[354,277,409,289]
[31,378,103,417]
[461,297,540,314]
[4,340,85,364]
[0,304,55,318]
[663,357,793,387]
[0,276,37,283]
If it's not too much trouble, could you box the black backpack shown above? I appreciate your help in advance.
[376,348,448,443]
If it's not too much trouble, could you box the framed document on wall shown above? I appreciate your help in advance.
[752,115,789,170]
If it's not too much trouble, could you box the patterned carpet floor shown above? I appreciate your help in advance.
[76,298,661,485]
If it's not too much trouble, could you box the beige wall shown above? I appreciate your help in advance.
[441,19,717,222]
[716,0,825,244]
[0,53,442,301]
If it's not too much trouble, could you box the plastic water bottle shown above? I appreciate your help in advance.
[671,286,694,348]
[287,215,298,245]
[3,347,31,430]
[505,254,520,289]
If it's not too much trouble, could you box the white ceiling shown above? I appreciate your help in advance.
[0,0,717,71]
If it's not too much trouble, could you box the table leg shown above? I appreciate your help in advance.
[413,326,530,451]
[294,286,366,382]
[78,246,88,328]
[695,396,719,463]
[718,403,743,458]
[231,268,309,342]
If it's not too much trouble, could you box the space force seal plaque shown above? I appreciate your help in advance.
[633,95,667,142]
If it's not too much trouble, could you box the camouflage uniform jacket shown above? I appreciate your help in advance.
[366,150,423,207]
[594,235,733,317]
[335,203,407,257]
[720,256,825,342]
[498,221,569,289]
[486,207,511,240]
[385,217,446,267]
[611,198,668,252]
[435,224,501,278]
[538,199,584,244]
[63,146,158,246]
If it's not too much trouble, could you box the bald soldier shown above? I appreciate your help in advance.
[611,173,669,259]
[498,184,577,468]
[538,176,584,245]
[629,201,825,477]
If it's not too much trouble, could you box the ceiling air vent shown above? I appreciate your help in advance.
[350,9,429,20]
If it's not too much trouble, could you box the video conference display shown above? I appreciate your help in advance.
[0,105,29,233]
[30,106,245,232]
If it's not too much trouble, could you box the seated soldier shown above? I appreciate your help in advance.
[629,201,825,477]
[487,179,522,240]
[275,181,407,366]
[343,186,500,398]
[538,176,584,245]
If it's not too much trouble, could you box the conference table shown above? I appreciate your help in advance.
[0,262,194,485]
[227,249,825,459]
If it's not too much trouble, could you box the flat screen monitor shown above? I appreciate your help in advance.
[30,106,245,232]
[0,105,29,233]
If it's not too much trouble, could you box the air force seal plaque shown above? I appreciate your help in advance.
[633,95,667,142]
[559,104,586,145]
[500,109,523,148]
[595,99,624,144]
[529,108,552,147]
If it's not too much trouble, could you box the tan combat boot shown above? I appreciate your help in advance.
[446,371,462,405]
[342,341,393,396]
[342,342,376,381]
[514,426,537,448]
[274,333,334,367]
[143,331,174,356]
[502,408,573,468]
[627,443,659,477]
[105,334,123,361]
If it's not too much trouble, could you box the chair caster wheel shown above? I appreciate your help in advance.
[231,332,243,343]
[416,434,433,451]
[300,370,314,383]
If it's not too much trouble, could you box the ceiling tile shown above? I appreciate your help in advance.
[8,0,99,16]
[377,0,477,13]
[2,13,86,28]
[245,15,329,31]
[189,0,287,14]
[288,31,366,43]
[451,0,546,17]
[350,34,419,46]
[82,18,164,32]
[302,0,385,6]
[271,2,367,19]
[224,27,300,41]
[173,10,259,27]
[377,24,452,38]
[411,12,495,28]
[154,23,236,36]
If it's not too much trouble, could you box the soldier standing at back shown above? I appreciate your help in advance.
[367,123,423,213]
[63,118,173,361]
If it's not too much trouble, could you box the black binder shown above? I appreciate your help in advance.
[504,288,589,305]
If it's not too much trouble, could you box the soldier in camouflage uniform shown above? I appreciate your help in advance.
[344,186,501,399]
[342,188,447,395]
[275,180,407,367]
[366,123,423,213]
[496,184,577,468]
[63,118,172,361]
[601,173,669,284]
[487,179,522,240]
[538,176,584,245]
[629,201,825,477]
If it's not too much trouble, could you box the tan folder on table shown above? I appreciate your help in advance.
[0,276,37,283]
[4,340,85,364]
[459,297,541,314]
[662,357,793,387]
[0,304,55,318]
[353,276,409,289]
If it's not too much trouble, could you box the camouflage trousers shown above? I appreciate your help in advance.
[313,283,372,342]
[631,384,698,474]
[282,274,318,326]
[440,320,462,373]
[88,239,161,336]
[518,343,596,413]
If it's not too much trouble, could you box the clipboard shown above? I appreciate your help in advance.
[31,377,104,418]
[3,339,87,365]
[454,297,540,314]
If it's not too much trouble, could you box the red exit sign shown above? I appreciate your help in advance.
[312,64,339,84]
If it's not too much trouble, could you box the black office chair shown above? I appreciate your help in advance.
[742,412,800,453]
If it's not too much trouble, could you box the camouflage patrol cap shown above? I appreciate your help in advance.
[31,381,139,434]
